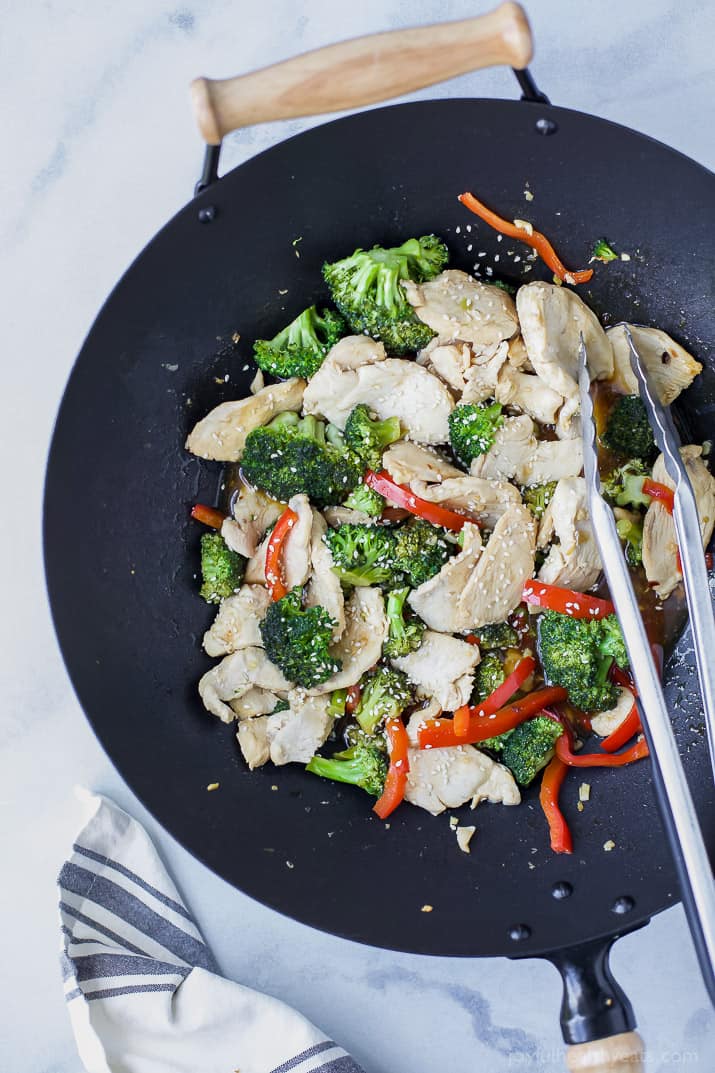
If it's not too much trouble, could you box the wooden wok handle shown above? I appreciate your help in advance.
[190,2,533,144]
[566,1031,645,1072]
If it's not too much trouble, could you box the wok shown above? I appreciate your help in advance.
[44,4,715,1068]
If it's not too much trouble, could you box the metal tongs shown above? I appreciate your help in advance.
[578,328,715,1003]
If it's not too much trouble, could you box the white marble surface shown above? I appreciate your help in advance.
[2,1,715,1070]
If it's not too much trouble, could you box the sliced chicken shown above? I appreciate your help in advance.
[323,505,376,528]
[202,584,271,658]
[391,630,480,711]
[607,324,702,405]
[494,364,564,426]
[409,476,521,531]
[382,441,463,485]
[418,339,474,396]
[507,334,531,370]
[408,523,483,633]
[403,713,520,815]
[461,341,511,404]
[643,446,715,599]
[309,587,387,694]
[470,415,583,486]
[303,340,454,444]
[198,647,292,724]
[459,504,536,628]
[537,477,602,591]
[305,513,345,641]
[244,532,269,584]
[590,688,635,738]
[236,692,333,770]
[221,488,282,559]
[185,378,305,462]
[402,270,518,350]
[229,688,283,720]
[282,494,313,590]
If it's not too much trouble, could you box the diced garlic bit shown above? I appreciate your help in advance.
[579,782,591,802]
[603,840,616,852]
[421,904,434,913]
[206,782,220,791]
[577,802,584,813]
[620,253,631,261]
[524,190,534,202]
[449,815,459,830]
[456,825,476,854]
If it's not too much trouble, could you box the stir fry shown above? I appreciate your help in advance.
[185,210,714,853]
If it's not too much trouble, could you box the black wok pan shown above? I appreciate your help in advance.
[44,4,715,1068]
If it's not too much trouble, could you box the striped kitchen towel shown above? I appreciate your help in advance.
[59,790,364,1073]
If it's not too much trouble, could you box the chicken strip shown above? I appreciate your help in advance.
[202,584,271,658]
[402,269,518,351]
[198,647,292,724]
[391,630,480,711]
[221,488,282,559]
[470,415,583,486]
[407,524,483,633]
[607,324,702,406]
[537,477,602,591]
[308,587,387,694]
[459,504,536,628]
[237,692,333,770]
[305,512,345,641]
[185,378,305,462]
[409,475,522,530]
[382,441,463,485]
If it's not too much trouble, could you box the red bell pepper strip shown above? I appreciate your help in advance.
[522,580,615,620]
[264,507,298,602]
[191,503,226,530]
[365,470,472,532]
[555,733,649,767]
[458,192,594,285]
[539,755,573,854]
[642,478,675,514]
[373,717,410,819]
[600,704,640,754]
[452,656,536,738]
[345,683,362,715]
[418,685,568,750]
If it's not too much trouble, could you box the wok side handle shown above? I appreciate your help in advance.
[547,935,645,1072]
[190,2,533,145]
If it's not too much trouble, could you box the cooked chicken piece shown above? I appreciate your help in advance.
[470,415,583,486]
[221,488,282,558]
[607,324,702,405]
[461,341,510,404]
[403,712,521,815]
[303,342,454,444]
[590,688,635,738]
[537,477,602,591]
[323,505,376,527]
[402,269,518,350]
[460,504,536,628]
[494,364,564,426]
[229,687,283,720]
[198,647,292,723]
[305,513,345,641]
[382,441,463,485]
[321,333,387,371]
[418,339,474,395]
[391,630,480,711]
[409,477,521,530]
[643,446,715,599]
[516,281,614,393]
[185,378,305,462]
[249,369,265,394]
[281,494,313,590]
[309,587,387,694]
[244,532,269,584]
[236,692,333,770]
[507,334,531,370]
[202,585,271,658]
[408,524,483,633]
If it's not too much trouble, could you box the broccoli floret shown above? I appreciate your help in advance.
[473,622,520,650]
[601,395,656,460]
[323,236,448,355]
[355,665,412,735]
[472,652,506,704]
[199,532,245,604]
[383,587,426,658]
[522,481,557,521]
[253,305,346,379]
[344,404,402,470]
[259,587,340,688]
[601,459,651,508]
[326,688,348,720]
[344,482,386,518]
[323,523,397,587]
[241,413,362,507]
[391,518,452,587]
[616,514,644,566]
[271,699,290,713]
[448,402,504,467]
[591,238,618,263]
[305,737,388,797]
[536,610,628,712]
[501,716,564,786]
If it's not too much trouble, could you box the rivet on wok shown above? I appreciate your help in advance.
[551,881,573,900]
[611,896,635,915]
[198,206,217,224]
[508,923,531,942]
[535,117,558,136]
